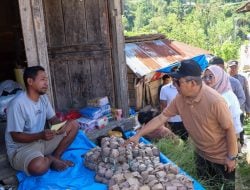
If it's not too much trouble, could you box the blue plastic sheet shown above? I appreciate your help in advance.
[125,131,205,190]
[157,54,208,73]
[17,130,204,190]
[17,131,107,190]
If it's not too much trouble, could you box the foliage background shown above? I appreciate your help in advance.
[122,0,250,61]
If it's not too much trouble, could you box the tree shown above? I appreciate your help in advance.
[123,0,250,61]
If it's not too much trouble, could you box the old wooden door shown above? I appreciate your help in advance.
[43,0,114,111]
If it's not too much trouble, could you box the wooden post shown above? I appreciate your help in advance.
[18,0,54,107]
[108,0,129,117]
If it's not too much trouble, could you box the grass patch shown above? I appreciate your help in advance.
[236,154,250,190]
[154,137,242,190]
[154,138,197,178]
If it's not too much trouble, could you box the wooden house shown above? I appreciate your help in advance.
[0,0,129,184]
[0,0,129,114]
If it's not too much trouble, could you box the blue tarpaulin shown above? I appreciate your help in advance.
[17,131,106,190]
[125,131,205,190]
[17,130,204,190]
[157,54,208,73]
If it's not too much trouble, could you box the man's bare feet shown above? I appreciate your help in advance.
[64,160,75,167]
[48,156,75,171]
[51,159,68,171]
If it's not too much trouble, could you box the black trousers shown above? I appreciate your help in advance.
[168,122,188,141]
[240,113,245,145]
[195,153,235,190]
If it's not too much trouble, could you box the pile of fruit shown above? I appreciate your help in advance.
[84,136,194,190]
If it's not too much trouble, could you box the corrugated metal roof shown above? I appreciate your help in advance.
[125,38,210,78]
[236,1,250,13]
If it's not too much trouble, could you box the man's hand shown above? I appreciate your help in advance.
[43,129,56,140]
[246,112,250,118]
[224,158,236,173]
[56,123,67,135]
[124,134,140,147]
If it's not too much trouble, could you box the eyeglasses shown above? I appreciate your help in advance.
[202,74,214,81]
[173,78,192,87]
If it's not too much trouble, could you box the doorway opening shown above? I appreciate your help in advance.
[0,1,27,84]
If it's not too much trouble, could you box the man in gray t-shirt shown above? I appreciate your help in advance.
[5,66,79,176]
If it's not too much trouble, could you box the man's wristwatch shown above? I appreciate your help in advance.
[227,155,237,161]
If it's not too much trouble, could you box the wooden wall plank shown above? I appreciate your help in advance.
[68,59,92,107]
[43,0,65,47]
[30,0,54,104]
[18,0,38,66]
[89,51,114,105]
[108,0,129,116]
[61,0,87,45]
[99,0,111,47]
[50,60,72,111]
[85,0,101,43]
[19,0,54,106]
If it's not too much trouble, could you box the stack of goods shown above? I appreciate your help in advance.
[78,97,111,132]
[87,96,113,121]
[77,117,97,133]
[84,137,194,190]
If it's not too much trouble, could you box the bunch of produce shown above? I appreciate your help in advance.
[84,136,194,190]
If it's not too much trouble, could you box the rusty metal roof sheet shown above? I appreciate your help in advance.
[125,39,210,78]
[236,1,250,13]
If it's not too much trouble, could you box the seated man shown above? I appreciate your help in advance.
[5,66,79,176]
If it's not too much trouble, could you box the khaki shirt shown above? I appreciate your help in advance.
[163,84,237,164]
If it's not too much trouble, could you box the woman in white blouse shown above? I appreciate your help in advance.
[203,65,243,151]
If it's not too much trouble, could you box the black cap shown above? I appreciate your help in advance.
[228,60,238,67]
[209,56,224,65]
[169,59,202,79]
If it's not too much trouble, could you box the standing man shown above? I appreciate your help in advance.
[160,75,188,141]
[5,66,79,176]
[158,74,171,99]
[228,60,250,146]
[126,59,237,189]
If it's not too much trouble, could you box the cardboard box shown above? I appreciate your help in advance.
[77,117,96,132]
[87,96,109,107]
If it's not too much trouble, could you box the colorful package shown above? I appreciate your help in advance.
[80,107,102,120]
[77,117,96,132]
[87,96,109,107]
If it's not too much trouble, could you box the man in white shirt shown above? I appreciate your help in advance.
[160,79,188,141]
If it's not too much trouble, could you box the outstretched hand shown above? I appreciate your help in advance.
[124,134,140,147]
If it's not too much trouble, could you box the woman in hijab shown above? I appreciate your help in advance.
[203,65,243,150]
